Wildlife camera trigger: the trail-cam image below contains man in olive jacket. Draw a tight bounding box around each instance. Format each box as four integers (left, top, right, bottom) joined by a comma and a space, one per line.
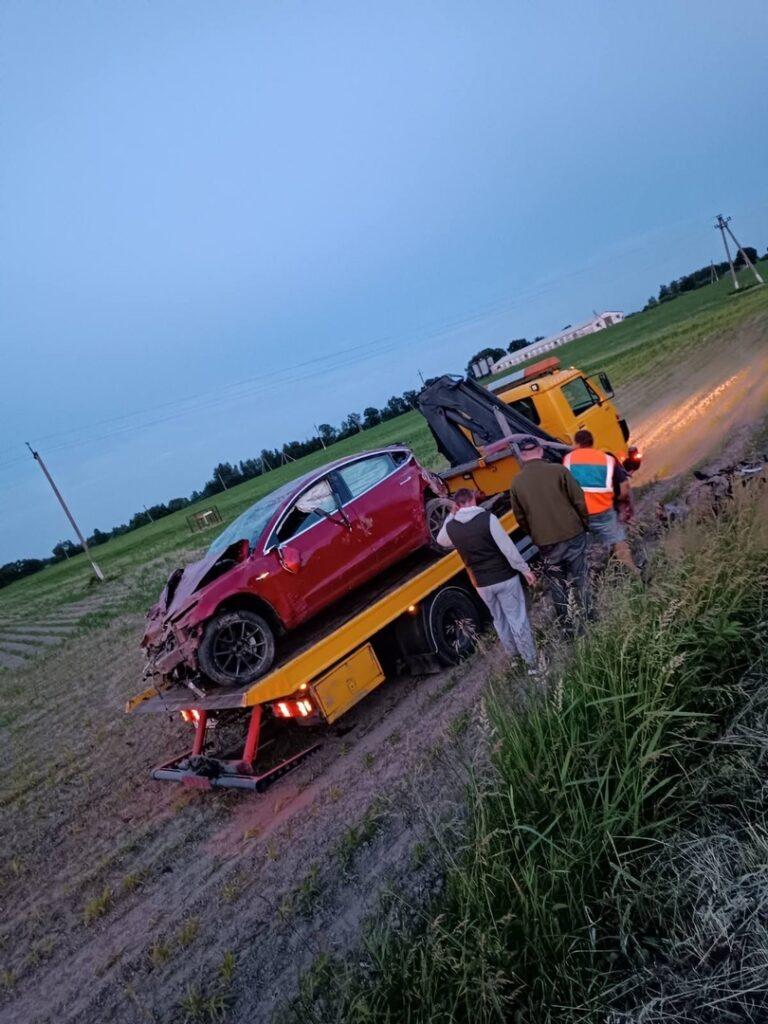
509, 436, 590, 632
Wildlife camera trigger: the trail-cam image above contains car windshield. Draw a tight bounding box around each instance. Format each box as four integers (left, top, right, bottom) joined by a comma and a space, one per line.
207, 476, 312, 555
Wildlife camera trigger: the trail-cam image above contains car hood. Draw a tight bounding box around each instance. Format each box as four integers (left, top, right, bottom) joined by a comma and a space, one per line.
144, 540, 249, 642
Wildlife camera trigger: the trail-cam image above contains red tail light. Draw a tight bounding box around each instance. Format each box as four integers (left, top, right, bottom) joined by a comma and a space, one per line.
272, 697, 314, 719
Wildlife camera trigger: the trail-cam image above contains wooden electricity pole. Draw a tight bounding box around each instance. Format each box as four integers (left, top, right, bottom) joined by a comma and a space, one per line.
26, 443, 105, 582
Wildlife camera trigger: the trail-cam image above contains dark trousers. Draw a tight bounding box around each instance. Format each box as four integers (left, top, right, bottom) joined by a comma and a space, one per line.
539, 531, 588, 632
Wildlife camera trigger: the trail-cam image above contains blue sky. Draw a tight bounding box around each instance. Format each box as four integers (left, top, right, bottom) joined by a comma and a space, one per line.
2, 0, 767, 563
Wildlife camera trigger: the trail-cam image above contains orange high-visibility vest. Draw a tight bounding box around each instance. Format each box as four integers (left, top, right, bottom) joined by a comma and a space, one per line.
563, 447, 615, 515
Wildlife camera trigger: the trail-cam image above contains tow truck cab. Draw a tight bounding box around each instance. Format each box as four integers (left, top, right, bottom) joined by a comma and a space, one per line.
489, 358, 629, 456
417, 358, 633, 499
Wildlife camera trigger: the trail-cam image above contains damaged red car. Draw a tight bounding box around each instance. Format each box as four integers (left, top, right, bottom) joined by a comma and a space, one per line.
141, 446, 450, 687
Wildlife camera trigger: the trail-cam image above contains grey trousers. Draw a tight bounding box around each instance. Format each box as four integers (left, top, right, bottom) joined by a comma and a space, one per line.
475, 576, 537, 666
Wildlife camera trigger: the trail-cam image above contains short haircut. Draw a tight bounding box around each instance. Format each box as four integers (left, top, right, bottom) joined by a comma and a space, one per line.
453, 488, 476, 506
574, 429, 594, 447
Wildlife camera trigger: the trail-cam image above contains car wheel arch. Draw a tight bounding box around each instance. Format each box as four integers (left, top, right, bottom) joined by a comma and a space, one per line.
212, 593, 285, 636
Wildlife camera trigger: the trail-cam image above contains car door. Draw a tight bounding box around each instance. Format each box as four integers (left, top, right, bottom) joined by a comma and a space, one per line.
264, 475, 363, 623
335, 452, 424, 575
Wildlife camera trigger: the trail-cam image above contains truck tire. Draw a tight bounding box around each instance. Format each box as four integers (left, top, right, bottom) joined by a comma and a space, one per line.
425, 586, 482, 666
425, 496, 454, 552
197, 610, 276, 687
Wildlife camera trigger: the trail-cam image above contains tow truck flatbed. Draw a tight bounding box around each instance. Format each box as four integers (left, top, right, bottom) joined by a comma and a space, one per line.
129, 507, 528, 716
126, 509, 532, 792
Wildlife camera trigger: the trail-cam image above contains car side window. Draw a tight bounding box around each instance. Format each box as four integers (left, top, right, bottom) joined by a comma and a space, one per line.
561, 377, 596, 416
275, 478, 337, 543
337, 455, 393, 499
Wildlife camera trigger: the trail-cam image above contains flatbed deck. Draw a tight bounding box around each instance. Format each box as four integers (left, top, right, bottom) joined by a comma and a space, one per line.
127, 509, 524, 716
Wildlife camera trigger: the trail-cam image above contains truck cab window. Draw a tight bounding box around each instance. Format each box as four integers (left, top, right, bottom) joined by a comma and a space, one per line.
561, 377, 597, 416
509, 397, 541, 425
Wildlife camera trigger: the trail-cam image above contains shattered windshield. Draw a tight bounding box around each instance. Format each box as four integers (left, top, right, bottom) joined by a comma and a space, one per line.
207, 477, 311, 555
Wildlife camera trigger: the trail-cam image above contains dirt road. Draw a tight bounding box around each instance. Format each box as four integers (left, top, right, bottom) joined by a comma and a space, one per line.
1, 316, 767, 1024
617, 320, 768, 481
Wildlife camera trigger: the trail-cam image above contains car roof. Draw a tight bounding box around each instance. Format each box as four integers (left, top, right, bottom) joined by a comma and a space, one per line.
281, 444, 411, 498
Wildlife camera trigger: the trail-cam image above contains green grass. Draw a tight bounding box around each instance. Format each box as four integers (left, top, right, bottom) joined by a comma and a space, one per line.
2, 260, 766, 619
283, 484, 768, 1023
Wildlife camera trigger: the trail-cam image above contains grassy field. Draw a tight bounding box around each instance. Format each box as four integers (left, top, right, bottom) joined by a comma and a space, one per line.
2, 259, 767, 619
286, 479, 768, 1023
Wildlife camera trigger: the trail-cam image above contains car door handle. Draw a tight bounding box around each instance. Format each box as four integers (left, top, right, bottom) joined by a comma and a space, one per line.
399, 475, 414, 485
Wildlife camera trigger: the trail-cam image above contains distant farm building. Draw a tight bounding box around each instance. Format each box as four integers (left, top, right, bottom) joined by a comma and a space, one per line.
491, 311, 624, 373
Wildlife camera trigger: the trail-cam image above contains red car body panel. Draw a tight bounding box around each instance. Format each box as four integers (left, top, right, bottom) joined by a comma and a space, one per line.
141, 447, 446, 682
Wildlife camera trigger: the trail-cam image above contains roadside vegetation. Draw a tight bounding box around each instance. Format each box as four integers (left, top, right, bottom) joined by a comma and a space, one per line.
1, 258, 766, 624
286, 483, 768, 1022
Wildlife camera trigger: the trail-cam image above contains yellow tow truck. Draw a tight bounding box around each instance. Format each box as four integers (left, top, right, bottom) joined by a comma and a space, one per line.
127, 357, 632, 792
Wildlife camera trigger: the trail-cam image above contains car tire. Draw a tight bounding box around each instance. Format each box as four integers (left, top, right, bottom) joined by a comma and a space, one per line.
197, 609, 276, 687
425, 496, 454, 552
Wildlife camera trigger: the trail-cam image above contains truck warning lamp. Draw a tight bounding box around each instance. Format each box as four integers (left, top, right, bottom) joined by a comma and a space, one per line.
180, 709, 201, 725
530, 383, 540, 391
407, 603, 419, 616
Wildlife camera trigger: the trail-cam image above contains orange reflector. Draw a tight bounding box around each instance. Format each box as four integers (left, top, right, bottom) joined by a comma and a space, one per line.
407, 603, 419, 615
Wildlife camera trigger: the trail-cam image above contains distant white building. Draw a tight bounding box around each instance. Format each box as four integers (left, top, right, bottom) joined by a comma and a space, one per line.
491, 311, 624, 373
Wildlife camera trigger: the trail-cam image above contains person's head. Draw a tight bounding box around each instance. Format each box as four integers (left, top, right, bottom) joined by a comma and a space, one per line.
574, 429, 594, 448
452, 487, 477, 508
518, 436, 544, 462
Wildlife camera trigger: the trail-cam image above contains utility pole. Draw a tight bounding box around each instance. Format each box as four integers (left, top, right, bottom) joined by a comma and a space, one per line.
722, 215, 764, 286
709, 261, 719, 285
715, 215, 740, 290
216, 471, 228, 492
417, 369, 425, 385
143, 504, 154, 524
26, 442, 105, 582
314, 425, 326, 450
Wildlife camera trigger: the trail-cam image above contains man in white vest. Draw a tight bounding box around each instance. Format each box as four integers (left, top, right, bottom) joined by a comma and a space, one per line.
437, 488, 540, 674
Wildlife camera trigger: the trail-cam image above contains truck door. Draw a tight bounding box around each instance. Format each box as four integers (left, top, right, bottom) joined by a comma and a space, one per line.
559, 375, 626, 453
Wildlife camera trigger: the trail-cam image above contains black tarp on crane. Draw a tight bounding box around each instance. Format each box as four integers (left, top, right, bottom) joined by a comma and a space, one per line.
416, 375, 560, 467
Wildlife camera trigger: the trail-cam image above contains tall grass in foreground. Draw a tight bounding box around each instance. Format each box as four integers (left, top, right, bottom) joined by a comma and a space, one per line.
287, 486, 768, 1023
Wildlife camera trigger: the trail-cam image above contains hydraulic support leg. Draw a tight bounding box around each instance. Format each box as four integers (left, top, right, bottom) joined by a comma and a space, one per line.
191, 710, 209, 755
240, 705, 262, 769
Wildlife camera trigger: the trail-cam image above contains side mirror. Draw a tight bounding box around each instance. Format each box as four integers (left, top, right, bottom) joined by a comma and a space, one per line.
599, 371, 614, 398
278, 545, 301, 573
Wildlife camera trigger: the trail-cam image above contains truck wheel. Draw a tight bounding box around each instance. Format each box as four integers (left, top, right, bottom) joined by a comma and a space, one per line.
198, 610, 276, 687
425, 497, 454, 552
426, 587, 482, 666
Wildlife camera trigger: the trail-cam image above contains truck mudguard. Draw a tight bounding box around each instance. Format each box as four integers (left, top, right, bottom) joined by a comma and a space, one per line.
417, 375, 558, 467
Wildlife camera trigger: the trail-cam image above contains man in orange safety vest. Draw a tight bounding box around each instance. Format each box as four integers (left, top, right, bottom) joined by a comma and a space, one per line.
563, 430, 640, 575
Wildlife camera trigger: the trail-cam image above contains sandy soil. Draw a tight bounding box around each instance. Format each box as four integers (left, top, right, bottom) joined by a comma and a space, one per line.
1, 316, 767, 1024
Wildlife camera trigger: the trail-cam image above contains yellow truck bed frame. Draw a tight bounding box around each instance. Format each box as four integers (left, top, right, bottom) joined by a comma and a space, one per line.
128, 509, 527, 791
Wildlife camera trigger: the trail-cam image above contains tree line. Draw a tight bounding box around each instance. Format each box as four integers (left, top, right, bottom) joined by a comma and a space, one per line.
0, 387, 425, 589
